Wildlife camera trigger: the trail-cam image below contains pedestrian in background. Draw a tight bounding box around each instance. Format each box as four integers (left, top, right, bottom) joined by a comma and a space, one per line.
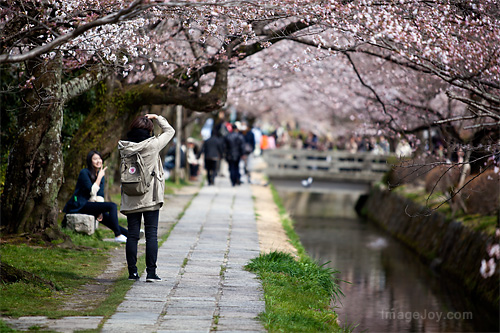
198, 130, 225, 185
240, 122, 255, 184
186, 137, 200, 181
224, 123, 245, 186
163, 139, 186, 178
118, 114, 175, 282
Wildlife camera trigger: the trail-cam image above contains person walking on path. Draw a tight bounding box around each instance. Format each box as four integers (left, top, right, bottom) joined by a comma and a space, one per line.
224, 123, 245, 186
241, 122, 255, 184
118, 114, 175, 282
63, 150, 128, 243
198, 130, 225, 185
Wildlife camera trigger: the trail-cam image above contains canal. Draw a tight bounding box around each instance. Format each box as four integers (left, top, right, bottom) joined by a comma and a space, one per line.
273, 180, 499, 333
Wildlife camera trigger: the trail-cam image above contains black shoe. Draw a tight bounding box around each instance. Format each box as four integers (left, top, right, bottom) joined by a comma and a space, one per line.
146, 274, 162, 282
128, 273, 140, 281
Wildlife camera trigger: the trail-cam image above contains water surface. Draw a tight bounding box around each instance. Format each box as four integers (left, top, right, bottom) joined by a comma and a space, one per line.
294, 215, 499, 332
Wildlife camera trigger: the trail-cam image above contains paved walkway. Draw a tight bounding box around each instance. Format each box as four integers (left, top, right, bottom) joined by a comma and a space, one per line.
102, 177, 265, 332
3, 177, 265, 332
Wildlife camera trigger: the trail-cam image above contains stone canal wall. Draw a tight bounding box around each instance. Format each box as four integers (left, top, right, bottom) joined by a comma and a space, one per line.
357, 187, 499, 308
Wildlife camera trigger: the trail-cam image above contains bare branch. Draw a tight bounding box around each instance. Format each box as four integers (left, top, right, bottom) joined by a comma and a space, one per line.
343, 52, 403, 132
434, 115, 486, 124
463, 122, 500, 130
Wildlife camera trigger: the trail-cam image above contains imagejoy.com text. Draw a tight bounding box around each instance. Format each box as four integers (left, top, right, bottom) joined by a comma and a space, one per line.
380, 309, 473, 323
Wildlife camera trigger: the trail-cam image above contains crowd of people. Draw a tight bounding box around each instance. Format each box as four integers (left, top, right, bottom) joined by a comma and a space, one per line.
244, 127, 412, 158
163, 111, 259, 187
285, 131, 411, 157
173, 121, 256, 187
170, 114, 418, 188
61, 112, 419, 284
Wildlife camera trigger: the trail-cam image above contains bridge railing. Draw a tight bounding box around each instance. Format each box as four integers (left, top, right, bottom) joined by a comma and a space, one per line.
262, 148, 394, 182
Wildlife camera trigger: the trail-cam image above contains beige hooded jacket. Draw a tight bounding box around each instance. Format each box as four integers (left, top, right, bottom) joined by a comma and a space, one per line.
117, 115, 175, 214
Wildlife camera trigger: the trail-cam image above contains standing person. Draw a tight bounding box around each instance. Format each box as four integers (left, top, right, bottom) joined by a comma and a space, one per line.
198, 130, 225, 185
251, 126, 262, 156
224, 123, 245, 186
395, 139, 412, 158
214, 110, 231, 138
346, 136, 358, 153
163, 140, 186, 179
214, 111, 231, 177
241, 122, 255, 184
118, 114, 175, 282
63, 150, 128, 243
304, 131, 318, 150
186, 137, 200, 181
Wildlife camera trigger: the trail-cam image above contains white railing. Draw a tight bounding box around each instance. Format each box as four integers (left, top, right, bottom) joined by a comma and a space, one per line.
262, 149, 394, 182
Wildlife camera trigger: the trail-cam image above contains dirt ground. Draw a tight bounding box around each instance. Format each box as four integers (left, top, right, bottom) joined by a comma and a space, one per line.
251, 171, 298, 256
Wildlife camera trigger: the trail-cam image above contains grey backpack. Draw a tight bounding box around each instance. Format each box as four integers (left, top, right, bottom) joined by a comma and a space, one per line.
120, 152, 154, 196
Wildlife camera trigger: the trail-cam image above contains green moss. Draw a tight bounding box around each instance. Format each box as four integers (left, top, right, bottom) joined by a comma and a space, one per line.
112, 89, 140, 117
390, 185, 497, 236
92, 82, 140, 118
456, 214, 497, 235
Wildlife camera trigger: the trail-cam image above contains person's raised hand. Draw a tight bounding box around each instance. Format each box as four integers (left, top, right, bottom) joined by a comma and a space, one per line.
98, 166, 107, 179
145, 114, 158, 120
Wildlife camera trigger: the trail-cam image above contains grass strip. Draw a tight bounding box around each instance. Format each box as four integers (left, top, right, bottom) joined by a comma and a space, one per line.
0, 233, 116, 318
244, 182, 355, 332
246, 251, 348, 332
0, 179, 198, 327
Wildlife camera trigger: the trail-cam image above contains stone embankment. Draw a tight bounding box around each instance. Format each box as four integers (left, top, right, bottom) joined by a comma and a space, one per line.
357, 186, 499, 308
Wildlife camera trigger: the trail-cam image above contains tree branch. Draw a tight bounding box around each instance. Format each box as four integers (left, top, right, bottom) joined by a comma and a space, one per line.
60, 65, 113, 104
125, 62, 228, 112
0, 0, 146, 64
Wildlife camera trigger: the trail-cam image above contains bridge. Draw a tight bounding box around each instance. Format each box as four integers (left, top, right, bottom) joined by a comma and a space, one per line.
262, 148, 394, 184
261, 148, 395, 218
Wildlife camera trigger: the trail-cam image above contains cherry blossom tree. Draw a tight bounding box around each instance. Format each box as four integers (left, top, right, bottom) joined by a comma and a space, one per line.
1, 0, 499, 240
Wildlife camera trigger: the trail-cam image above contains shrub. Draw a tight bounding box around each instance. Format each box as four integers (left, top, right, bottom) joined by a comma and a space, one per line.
462, 169, 500, 216
424, 164, 462, 194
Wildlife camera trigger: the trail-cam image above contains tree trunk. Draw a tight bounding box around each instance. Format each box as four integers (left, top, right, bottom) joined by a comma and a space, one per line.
175, 105, 183, 185
1, 56, 68, 241
57, 79, 143, 206
0, 262, 56, 290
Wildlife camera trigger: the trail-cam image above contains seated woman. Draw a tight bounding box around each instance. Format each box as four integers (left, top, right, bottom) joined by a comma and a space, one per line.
63, 150, 128, 242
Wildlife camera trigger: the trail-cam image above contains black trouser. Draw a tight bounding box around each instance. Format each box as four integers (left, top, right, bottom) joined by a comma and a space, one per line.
125, 210, 159, 276
204, 158, 218, 185
227, 159, 240, 186
189, 164, 199, 177
79, 202, 128, 237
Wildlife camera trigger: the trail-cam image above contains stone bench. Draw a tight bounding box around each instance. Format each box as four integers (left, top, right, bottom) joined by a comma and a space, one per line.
66, 214, 99, 235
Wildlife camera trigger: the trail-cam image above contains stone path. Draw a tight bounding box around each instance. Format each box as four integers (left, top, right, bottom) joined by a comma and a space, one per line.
3, 177, 265, 332
102, 178, 264, 332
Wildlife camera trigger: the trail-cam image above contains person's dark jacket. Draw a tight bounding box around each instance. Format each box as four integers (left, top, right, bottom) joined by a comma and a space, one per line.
199, 136, 224, 161
243, 130, 256, 154
63, 168, 104, 213
224, 131, 245, 161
